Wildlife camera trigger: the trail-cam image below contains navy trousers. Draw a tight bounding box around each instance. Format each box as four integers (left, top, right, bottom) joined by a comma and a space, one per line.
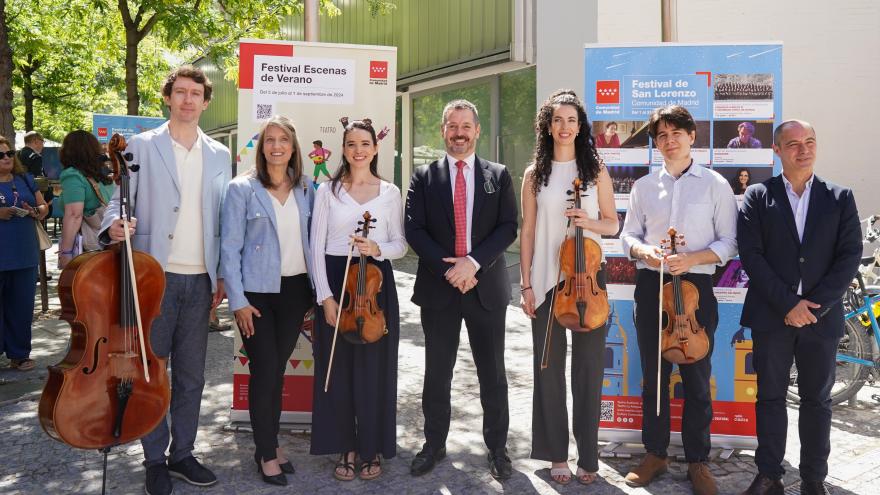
141, 273, 213, 467
752, 324, 838, 482
0, 266, 38, 360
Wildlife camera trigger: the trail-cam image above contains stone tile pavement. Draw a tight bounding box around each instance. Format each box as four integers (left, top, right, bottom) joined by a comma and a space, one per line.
1, 249, 879, 494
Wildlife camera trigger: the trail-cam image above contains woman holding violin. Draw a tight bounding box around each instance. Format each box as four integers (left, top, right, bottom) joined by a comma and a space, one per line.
309, 120, 406, 481
221, 116, 314, 486
620, 105, 737, 495
519, 90, 618, 485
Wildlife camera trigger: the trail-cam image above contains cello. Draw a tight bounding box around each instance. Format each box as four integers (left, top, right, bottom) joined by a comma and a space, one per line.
323, 211, 387, 391
541, 178, 609, 368
39, 134, 170, 469
659, 227, 710, 364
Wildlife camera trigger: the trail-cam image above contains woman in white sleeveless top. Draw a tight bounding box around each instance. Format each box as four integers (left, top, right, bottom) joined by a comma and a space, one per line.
519, 90, 619, 485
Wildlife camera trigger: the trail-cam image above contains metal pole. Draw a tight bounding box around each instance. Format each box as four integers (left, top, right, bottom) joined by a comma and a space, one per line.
304, 0, 319, 42
661, 0, 678, 42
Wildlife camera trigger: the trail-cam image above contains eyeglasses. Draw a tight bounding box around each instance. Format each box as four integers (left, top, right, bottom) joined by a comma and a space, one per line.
1, 150, 15, 158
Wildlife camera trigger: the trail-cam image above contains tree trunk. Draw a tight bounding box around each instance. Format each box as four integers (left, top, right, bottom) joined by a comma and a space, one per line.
125, 28, 139, 115
0, 0, 15, 143
22, 62, 34, 131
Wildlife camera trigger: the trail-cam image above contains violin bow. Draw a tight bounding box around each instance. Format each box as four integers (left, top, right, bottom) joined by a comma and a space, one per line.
656, 256, 664, 417
122, 210, 151, 383
323, 238, 357, 392
540, 212, 573, 370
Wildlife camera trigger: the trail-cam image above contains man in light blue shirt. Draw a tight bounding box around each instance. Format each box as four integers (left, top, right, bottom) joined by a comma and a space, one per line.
620, 105, 737, 495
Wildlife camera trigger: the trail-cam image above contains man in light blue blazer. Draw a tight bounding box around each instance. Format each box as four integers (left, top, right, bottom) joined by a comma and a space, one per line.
100, 65, 231, 495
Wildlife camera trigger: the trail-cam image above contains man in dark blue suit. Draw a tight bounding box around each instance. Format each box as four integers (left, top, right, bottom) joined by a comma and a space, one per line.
737, 120, 862, 495
405, 100, 518, 480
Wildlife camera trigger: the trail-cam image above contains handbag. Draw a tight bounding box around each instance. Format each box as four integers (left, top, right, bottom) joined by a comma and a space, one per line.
78, 178, 108, 253
35, 220, 51, 250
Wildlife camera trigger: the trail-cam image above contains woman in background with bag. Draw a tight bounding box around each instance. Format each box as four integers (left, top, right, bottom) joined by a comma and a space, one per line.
0, 135, 48, 371
57, 130, 115, 269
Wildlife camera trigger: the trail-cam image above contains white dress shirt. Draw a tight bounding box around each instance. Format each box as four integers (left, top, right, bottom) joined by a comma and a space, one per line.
782, 173, 814, 294
620, 163, 738, 274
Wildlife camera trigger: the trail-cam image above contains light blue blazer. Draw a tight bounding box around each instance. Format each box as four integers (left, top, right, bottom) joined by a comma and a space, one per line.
100, 122, 232, 291
221, 174, 315, 312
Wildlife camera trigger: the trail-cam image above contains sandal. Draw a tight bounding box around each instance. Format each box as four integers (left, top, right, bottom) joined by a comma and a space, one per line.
576, 466, 598, 485
359, 457, 382, 480
333, 452, 356, 481
10, 358, 35, 371
549, 466, 573, 485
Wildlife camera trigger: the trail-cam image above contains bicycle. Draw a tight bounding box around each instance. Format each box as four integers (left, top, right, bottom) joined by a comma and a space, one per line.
787, 214, 880, 406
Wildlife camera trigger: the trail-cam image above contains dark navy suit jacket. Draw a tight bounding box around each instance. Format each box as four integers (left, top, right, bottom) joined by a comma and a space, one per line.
737, 174, 861, 337
405, 156, 517, 311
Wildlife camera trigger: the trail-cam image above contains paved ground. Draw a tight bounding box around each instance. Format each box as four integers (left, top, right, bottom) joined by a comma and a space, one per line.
1, 247, 879, 494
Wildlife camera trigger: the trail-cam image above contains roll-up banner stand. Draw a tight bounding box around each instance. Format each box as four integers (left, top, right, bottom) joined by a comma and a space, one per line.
586, 42, 782, 453
232, 40, 397, 424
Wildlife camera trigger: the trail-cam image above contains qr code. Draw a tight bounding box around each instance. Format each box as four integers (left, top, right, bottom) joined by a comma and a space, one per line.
600, 400, 614, 422
256, 104, 273, 120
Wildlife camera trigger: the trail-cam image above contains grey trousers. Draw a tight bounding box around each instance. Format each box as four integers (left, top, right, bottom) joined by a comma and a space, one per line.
141, 273, 212, 467
530, 289, 607, 472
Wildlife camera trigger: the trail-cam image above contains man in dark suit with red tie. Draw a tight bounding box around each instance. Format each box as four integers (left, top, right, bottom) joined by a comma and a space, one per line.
737, 120, 862, 495
405, 99, 518, 480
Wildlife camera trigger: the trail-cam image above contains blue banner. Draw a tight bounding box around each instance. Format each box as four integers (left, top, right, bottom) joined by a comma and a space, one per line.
586, 42, 783, 450
92, 114, 166, 144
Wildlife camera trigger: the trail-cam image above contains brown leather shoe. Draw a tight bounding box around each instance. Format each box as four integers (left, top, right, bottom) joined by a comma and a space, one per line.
688, 462, 718, 495
624, 453, 669, 487
740, 473, 784, 495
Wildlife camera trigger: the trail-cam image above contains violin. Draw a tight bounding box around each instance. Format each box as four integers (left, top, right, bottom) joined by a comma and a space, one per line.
541, 178, 609, 369
39, 134, 170, 451
659, 227, 710, 364
338, 211, 387, 345
553, 178, 609, 331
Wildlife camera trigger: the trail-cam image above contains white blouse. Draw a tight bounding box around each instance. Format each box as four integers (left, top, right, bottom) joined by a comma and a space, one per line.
531, 160, 603, 309
270, 189, 307, 277
310, 180, 407, 304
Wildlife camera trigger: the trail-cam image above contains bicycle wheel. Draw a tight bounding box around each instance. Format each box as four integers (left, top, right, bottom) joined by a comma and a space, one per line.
787, 319, 871, 405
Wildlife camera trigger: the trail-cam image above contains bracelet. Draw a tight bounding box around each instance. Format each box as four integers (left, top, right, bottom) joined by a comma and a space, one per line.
59, 250, 74, 255
520, 286, 532, 292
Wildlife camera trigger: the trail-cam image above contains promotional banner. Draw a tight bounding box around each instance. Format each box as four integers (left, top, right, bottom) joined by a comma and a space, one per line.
586, 42, 783, 450
233, 40, 397, 423
92, 114, 166, 144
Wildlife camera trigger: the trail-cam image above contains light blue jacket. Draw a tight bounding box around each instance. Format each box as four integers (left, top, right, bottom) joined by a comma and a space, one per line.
221, 174, 315, 312
100, 122, 232, 291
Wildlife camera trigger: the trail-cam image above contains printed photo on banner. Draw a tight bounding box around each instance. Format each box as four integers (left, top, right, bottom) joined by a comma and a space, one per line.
712, 166, 773, 197
712, 119, 774, 165
593, 120, 650, 165
605, 256, 637, 286
713, 73, 774, 119
601, 211, 626, 255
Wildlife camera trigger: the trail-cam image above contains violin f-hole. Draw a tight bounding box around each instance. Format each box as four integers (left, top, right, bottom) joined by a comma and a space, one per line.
82, 337, 108, 374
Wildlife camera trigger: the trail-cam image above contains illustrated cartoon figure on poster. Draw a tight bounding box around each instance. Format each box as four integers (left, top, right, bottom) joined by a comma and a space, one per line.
730, 327, 756, 403
603, 303, 630, 396
309, 140, 333, 188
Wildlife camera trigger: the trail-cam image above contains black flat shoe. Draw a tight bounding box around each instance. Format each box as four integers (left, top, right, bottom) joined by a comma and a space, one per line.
410, 444, 446, 476
488, 448, 513, 480
257, 462, 287, 486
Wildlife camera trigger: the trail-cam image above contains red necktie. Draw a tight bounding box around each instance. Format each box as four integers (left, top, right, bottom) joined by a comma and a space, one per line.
453, 160, 468, 257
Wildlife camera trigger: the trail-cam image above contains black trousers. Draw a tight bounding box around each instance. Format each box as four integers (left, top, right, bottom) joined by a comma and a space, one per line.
242, 274, 312, 461
633, 269, 717, 462
752, 324, 838, 482
530, 288, 607, 471
421, 289, 509, 452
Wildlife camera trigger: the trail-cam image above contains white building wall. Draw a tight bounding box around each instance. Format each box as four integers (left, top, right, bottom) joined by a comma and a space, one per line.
598, 0, 880, 223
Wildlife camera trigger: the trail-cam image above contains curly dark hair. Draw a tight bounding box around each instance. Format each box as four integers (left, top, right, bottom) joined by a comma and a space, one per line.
529, 89, 602, 195
329, 120, 382, 197
59, 130, 113, 184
